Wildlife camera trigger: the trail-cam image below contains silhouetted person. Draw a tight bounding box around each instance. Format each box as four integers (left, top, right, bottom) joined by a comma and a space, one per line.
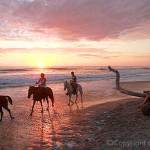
108, 66, 120, 89
70, 72, 77, 94
35, 73, 48, 102
36, 73, 46, 87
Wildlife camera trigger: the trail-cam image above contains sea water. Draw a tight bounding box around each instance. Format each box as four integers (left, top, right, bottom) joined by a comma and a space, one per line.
0, 66, 150, 89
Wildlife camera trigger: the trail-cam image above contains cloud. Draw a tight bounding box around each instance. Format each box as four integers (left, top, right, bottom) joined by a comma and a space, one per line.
78, 53, 119, 59
0, 47, 106, 54
0, 0, 150, 40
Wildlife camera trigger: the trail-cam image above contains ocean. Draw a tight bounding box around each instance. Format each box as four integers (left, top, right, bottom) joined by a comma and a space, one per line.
0, 66, 150, 89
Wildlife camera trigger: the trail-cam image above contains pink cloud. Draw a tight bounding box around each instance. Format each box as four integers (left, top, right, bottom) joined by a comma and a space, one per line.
0, 0, 150, 40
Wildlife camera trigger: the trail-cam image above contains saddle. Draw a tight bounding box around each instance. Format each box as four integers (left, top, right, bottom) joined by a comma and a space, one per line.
36, 87, 48, 100
71, 84, 77, 95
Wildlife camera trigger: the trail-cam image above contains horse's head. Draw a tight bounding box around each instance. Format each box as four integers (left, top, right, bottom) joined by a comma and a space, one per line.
64, 80, 68, 91
28, 86, 35, 98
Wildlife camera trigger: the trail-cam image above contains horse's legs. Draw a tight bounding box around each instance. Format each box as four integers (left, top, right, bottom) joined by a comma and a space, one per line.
51, 98, 54, 107
81, 94, 83, 103
45, 96, 50, 110
49, 94, 54, 107
75, 93, 78, 103
4, 106, 14, 120
30, 100, 36, 116
80, 93, 83, 106
0, 107, 3, 121
68, 95, 71, 106
40, 100, 43, 113
68, 95, 74, 106
46, 99, 49, 111
79, 90, 83, 108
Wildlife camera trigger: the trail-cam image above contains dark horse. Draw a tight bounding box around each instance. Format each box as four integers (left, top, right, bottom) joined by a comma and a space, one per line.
28, 86, 54, 116
0, 96, 14, 121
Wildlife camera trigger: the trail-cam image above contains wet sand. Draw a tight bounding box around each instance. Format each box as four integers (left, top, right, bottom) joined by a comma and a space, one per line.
0, 80, 150, 149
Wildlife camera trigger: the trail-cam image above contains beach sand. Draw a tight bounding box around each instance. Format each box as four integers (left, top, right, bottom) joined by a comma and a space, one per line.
0, 80, 150, 150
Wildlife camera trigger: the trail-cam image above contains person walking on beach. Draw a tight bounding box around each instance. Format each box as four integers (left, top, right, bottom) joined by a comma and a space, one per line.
36, 73, 46, 87
70, 72, 77, 94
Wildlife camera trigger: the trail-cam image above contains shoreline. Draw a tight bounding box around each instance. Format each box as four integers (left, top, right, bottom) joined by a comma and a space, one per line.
65, 97, 146, 149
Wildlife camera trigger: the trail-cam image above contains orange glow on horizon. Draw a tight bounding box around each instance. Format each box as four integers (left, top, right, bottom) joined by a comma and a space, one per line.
0, 38, 150, 67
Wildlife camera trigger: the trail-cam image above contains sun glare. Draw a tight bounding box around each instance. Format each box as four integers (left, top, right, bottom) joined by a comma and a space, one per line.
38, 62, 46, 69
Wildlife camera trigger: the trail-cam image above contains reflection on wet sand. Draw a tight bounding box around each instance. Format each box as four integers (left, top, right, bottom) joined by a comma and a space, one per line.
24, 98, 84, 150
1, 85, 116, 150
69, 101, 83, 114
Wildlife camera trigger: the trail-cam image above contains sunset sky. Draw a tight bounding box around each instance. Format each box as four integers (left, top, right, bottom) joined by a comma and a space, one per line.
0, 0, 150, 67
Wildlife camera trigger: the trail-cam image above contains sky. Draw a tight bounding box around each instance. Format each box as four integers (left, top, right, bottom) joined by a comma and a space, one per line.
0, 0, 150, 67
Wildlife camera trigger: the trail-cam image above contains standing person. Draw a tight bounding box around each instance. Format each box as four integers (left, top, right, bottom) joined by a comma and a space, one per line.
108, 66, 120, 89
36, 73, 46, 87
70, 72, 77, 94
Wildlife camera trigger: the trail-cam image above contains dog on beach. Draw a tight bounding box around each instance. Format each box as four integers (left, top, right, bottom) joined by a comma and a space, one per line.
0, 96, 14, 121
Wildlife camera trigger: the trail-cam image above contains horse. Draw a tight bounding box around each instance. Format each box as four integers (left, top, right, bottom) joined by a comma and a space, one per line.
64, 80, 83, 105
0, 96, 14, 121
28, 86, 54, 116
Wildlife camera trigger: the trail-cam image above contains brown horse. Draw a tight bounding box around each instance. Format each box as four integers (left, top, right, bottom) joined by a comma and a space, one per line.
28, 86, 54, 116
0, 96, 14, 121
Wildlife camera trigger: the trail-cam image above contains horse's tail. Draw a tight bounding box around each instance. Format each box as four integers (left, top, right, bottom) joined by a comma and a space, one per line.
6, 96, 13, 105
48, 88, 54, 103
50, 92, 54, 101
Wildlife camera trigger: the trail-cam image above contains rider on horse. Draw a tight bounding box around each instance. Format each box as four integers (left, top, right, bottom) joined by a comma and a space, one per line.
70, 72, 77, 94
36, 73, 46, 87
66, 72, 77, 95
36, 73, 47, 100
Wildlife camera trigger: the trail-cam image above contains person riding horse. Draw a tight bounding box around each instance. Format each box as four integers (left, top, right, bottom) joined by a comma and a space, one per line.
66, 72, 77, 95
36, 73, 46, 87
36, 73, 47, 101
70, 72, 77, 94
28, 73, 54, 115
